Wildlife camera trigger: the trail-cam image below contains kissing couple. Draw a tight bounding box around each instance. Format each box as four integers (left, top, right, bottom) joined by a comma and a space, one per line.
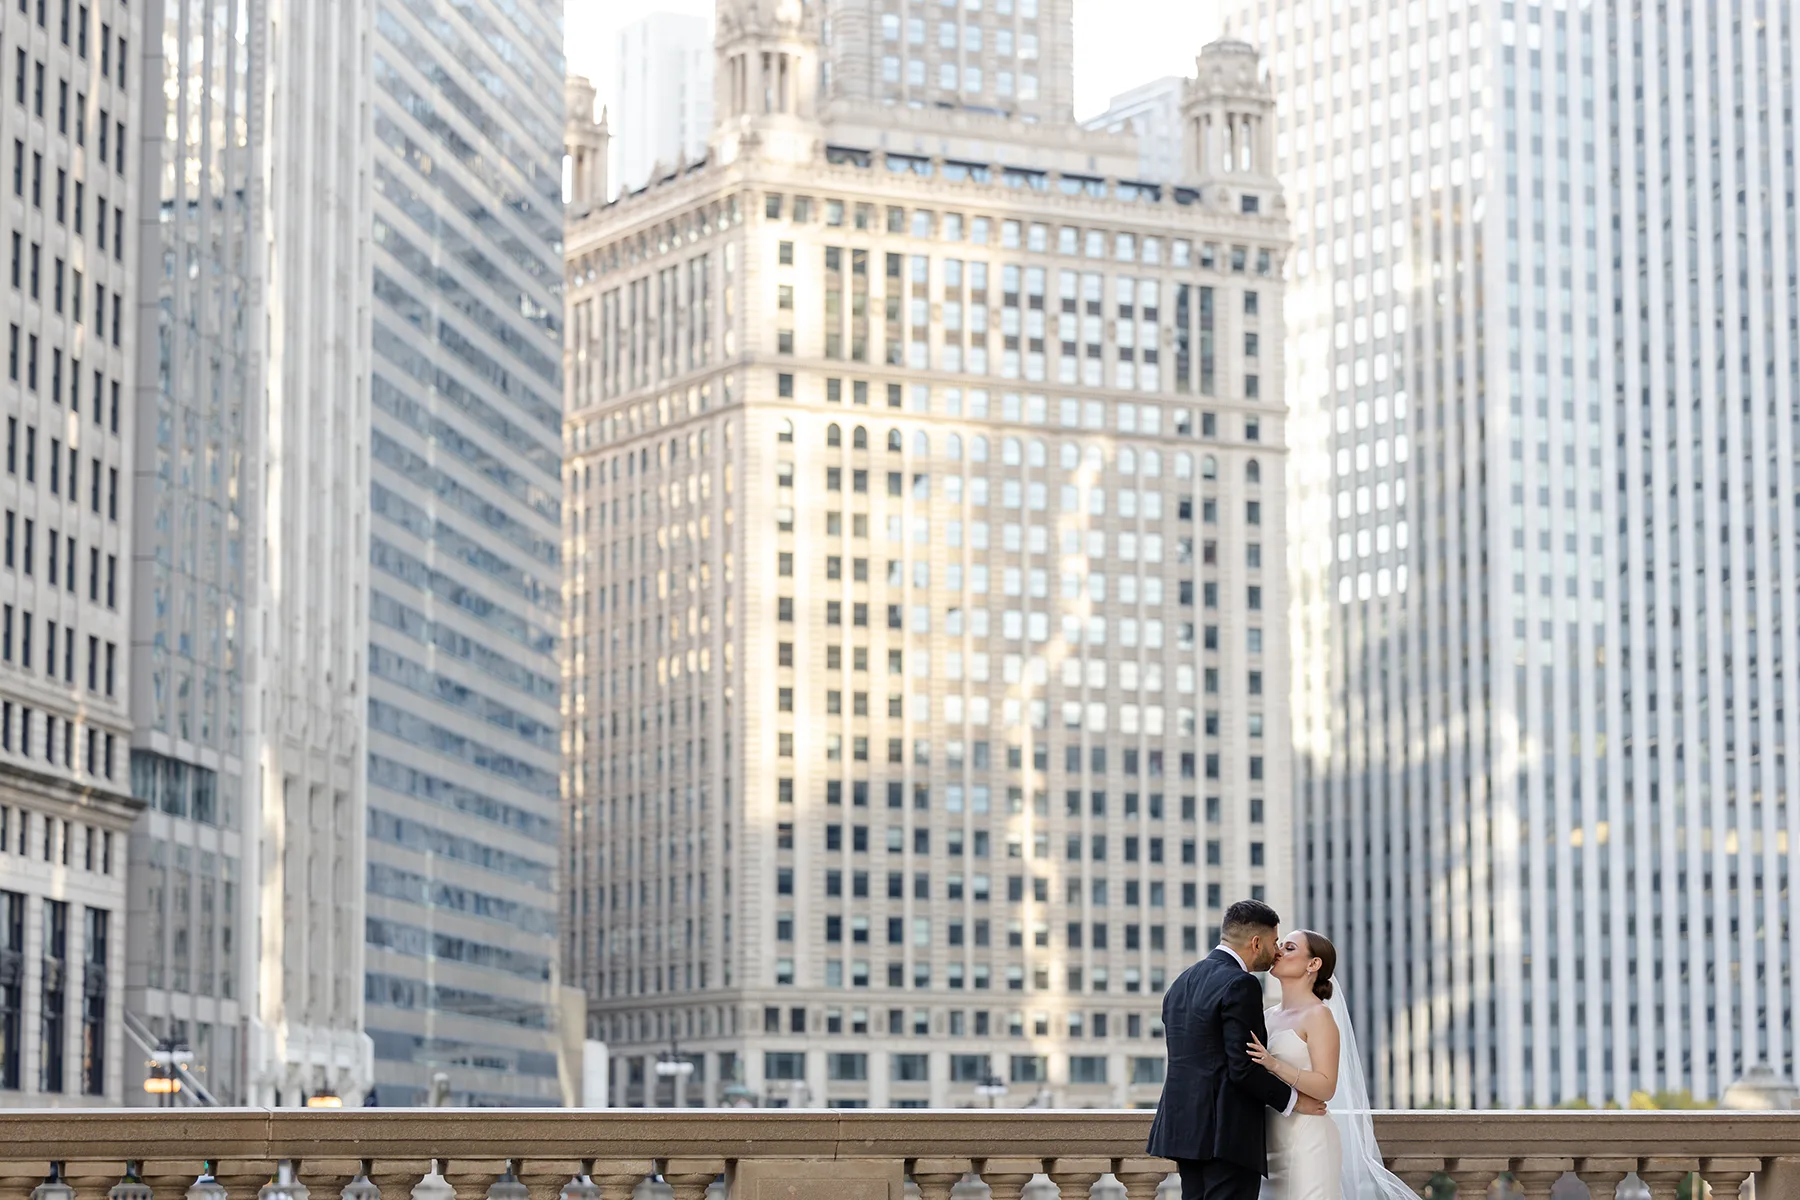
1147, 899, 1418, 1200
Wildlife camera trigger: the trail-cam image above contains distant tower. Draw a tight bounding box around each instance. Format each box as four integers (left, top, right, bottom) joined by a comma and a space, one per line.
566, 75, 610, 208
711, 0, 822, 166
1182, 36, 1279, 199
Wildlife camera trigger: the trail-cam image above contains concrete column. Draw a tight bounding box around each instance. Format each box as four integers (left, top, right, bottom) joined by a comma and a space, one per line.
869, 1049, 890, 1109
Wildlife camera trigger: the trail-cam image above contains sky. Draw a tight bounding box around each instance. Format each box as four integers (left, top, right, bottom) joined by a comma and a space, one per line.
564, 0, 1223, 123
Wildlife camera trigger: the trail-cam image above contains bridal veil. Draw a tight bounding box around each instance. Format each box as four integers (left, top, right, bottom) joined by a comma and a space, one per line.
1327, 987, 1428, 1200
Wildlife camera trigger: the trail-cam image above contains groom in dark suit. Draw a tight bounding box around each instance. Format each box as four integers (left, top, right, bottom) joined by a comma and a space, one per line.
1147, 899, 1328, 1200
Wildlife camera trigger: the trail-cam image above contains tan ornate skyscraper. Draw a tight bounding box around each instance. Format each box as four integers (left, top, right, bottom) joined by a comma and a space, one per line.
561, 12, 1290, 1106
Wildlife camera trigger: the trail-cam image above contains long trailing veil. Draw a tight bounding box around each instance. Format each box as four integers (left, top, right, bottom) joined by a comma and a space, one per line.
1326, 986, 1422, 1200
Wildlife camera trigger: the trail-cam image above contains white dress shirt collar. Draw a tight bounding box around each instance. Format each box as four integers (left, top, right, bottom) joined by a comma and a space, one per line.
1215, 942, 1251, 972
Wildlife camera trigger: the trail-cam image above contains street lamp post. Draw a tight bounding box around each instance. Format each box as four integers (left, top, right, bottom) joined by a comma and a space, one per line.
653, 1035, 695, 1107
976, 1074, 1009, 1109
144, 1039, 191, 1107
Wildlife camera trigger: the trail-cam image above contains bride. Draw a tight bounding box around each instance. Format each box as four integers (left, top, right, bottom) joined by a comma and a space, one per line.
1244, 930, 1419, 1200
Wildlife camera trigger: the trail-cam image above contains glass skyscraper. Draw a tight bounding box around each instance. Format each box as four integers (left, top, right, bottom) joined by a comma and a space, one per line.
131, 0, 370, 1105
362, 0, 571, 1106
1233, 0, 1798, 1106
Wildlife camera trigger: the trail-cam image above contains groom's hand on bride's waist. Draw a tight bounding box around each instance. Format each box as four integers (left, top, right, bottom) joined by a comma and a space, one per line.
1293, 1094, 1329, 1116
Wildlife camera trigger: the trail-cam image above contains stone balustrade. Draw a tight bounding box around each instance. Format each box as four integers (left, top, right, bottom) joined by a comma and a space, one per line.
0, 1110, 1796, 1200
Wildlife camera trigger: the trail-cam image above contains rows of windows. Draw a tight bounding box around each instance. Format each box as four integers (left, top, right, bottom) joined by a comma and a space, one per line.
0, 607, 116, 692
3, 510, 117, 597
769, 194, 1273, 268
766, 1048, 1161, 1087
0, 890, 111, 1095
0, 804, 115, 872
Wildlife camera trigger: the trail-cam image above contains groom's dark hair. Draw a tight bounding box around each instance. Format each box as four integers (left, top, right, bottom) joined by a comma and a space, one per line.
1221, 899, 1281, 940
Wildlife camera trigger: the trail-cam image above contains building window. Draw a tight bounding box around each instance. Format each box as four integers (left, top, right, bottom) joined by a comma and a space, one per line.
1068, 1055, 1108, 1084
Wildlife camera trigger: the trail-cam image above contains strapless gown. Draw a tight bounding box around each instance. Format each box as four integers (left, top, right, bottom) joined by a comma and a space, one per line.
1265, 1026, 1343, 1200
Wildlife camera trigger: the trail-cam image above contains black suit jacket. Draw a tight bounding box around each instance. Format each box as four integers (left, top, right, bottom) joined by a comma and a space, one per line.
1145, 947, 1295, 1174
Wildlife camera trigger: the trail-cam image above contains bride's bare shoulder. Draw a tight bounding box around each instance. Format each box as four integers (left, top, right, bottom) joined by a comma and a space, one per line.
1302, 1002, 1339, 1033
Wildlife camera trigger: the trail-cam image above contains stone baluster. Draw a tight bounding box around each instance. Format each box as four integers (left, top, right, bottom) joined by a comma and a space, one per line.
659, 1159, 724, 1200
135, 1163, 201, 1200
108, 1166, 157, 1200
1111, 1159, 1173, 1200
1701, 1159, 1763, 1200
1046, 1160, 1108, 1199
1, 1163, 53, 1200
1640, 1160, 1701, 1200
366, 1161, 430, 1200
1512, 1156, 1575, 1200
1388, 1159, 1445, 1200
63, 1163, 128, 1200
440, 1162, 509, 1200
909, 1159, 970, 1200
208, 1162, 278, 1200
555, 1169, 597, 1200
512, 1163, 582, 1200
1574, 1157, 1637, 1200
295, 1161, 365, 1200
976, 1159, 1042, 1200
1447, 1158, 1509, 1200
586, 1163, 652, 1200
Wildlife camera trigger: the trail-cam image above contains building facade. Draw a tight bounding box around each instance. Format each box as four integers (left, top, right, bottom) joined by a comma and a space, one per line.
362, 0, 573, 1107
614, 12, 714, 196
1232, 0, 1800, 1106
820, 0, 1076, 124
0, 0, 144, 1107
1081, 78, 1186, 186
126, 0, 371, 1107
562, 6, 1289, 1106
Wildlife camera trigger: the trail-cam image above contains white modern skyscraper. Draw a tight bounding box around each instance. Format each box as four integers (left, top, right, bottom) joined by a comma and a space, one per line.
613, 12, 715, 194
129, 0, 372, 1105
124, 0, 571, 1110
1231, 0, 1798, 1107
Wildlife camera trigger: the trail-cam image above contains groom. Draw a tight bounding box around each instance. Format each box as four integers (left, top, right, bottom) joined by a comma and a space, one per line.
1147, 899, 1328, 1200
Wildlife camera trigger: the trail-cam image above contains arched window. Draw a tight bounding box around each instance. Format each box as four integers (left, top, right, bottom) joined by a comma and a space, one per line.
887, 428, 903, 452
1002, 437, 1022, 465
853, 425, 868, 449
1118, 447, 1137, 475
1060, 442, 1079, 470
914, 431, 930, 458
1027, 439, 1047, 467
947, 433, 964, 460
1142, 449, 1162, 477
777, 417, 794, 443
1174, 452, 1193, 479
1084, 444, 1103, 471
1246, 459, 1261, 484
971, 436, 990, 462
1201, 454, 1218, 480
826, 423, 842, 447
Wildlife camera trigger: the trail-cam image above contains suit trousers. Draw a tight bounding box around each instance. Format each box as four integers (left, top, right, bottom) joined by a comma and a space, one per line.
1176, 1158, 1262, 1200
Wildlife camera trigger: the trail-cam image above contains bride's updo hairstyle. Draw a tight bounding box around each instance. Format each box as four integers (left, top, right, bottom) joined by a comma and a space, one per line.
1298, 930, 1338, 1001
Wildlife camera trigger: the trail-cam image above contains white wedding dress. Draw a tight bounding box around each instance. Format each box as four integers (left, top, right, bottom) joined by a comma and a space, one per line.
1259, 986, 1419, 1200
1266, 1026, 1344, 1200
